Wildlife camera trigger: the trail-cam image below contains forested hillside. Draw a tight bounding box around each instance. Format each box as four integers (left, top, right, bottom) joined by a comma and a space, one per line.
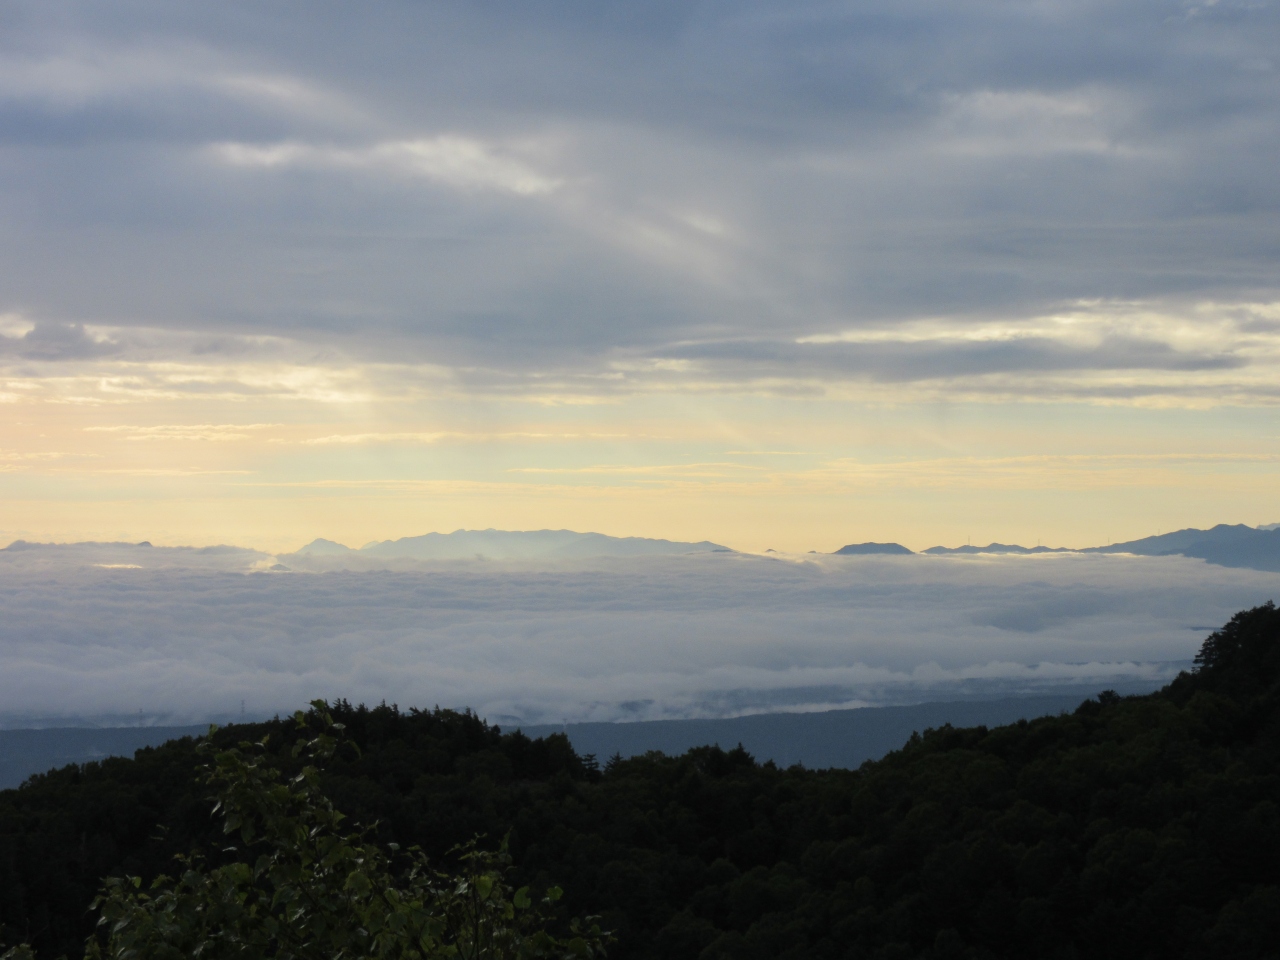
3, 603, 1279, 959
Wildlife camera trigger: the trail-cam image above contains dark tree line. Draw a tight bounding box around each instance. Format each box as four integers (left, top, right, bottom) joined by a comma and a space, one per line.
3, 602, 1279, 959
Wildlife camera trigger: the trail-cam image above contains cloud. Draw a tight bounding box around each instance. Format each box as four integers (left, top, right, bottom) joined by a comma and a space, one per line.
933, 88, 1137, 158
670, 334, 1242, 380
2, 299, 1278, 407
0, 546, 1275, 727
85, 423, 277, 441
0, 321, 120, 361
0, 0, 1273, 404
213, 137, 562, 196
301, 432, 450, 445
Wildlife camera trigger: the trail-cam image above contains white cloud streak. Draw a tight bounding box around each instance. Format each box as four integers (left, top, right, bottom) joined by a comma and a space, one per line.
214, 137, 562, 196
85, 424, 278, 441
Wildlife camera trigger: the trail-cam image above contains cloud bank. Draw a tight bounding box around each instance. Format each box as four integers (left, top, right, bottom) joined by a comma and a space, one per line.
0, 544, 1275, 727
0, 0, 1276, 404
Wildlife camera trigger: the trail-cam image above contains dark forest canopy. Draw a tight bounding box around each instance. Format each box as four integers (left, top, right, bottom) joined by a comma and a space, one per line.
3, 603, 1280, 959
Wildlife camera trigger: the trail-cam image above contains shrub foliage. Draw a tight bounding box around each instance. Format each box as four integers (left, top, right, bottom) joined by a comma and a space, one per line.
4, 703, 607, 960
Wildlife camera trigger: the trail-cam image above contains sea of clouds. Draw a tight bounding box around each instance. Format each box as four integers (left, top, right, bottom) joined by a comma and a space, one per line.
1, 542, 1277, 728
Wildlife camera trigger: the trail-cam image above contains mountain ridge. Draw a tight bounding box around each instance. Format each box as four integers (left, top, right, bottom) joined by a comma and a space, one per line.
291, 528, 732, 561
832, 522, 1280, 572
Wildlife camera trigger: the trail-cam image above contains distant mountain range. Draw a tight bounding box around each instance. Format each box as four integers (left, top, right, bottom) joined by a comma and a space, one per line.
290, 529, 732, 561
834, 523, 1280, 572
6, 524, 1278, 572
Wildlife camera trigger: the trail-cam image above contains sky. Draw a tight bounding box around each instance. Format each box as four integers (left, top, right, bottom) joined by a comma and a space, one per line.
1, 0, 1279, 552
3, 544, 1276, 726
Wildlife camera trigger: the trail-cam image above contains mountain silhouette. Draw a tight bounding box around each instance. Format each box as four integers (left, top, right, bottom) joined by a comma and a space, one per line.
292, 529, 731, 561
832, 542, 914, 555
918, 523, 1280, 572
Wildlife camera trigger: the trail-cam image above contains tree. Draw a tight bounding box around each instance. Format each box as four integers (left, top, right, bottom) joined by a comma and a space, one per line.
3, 702, 609, 960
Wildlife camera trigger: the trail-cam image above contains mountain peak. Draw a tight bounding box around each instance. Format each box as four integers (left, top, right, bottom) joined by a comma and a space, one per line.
833, 542, 914, 555
295, 538, 353, 556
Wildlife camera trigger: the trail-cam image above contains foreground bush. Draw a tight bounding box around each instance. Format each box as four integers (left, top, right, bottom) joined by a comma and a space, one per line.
3, 703, 608, 960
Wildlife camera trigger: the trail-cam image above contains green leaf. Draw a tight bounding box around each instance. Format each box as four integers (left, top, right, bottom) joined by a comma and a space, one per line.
82, 703, 611, 960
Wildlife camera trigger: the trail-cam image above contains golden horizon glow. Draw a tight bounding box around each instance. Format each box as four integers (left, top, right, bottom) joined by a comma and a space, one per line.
3, 299, 1279, 553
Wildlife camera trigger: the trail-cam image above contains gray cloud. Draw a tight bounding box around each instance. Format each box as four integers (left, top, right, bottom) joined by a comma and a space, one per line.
0, 1, 1275, 394
0, 321, 120, 360
666, 335, 1245, 381
0, 544, 1275, 727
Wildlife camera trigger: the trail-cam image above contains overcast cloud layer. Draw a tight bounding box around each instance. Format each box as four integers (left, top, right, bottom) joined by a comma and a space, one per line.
0, 0, 1277, 403
1, 546, 1275, 727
